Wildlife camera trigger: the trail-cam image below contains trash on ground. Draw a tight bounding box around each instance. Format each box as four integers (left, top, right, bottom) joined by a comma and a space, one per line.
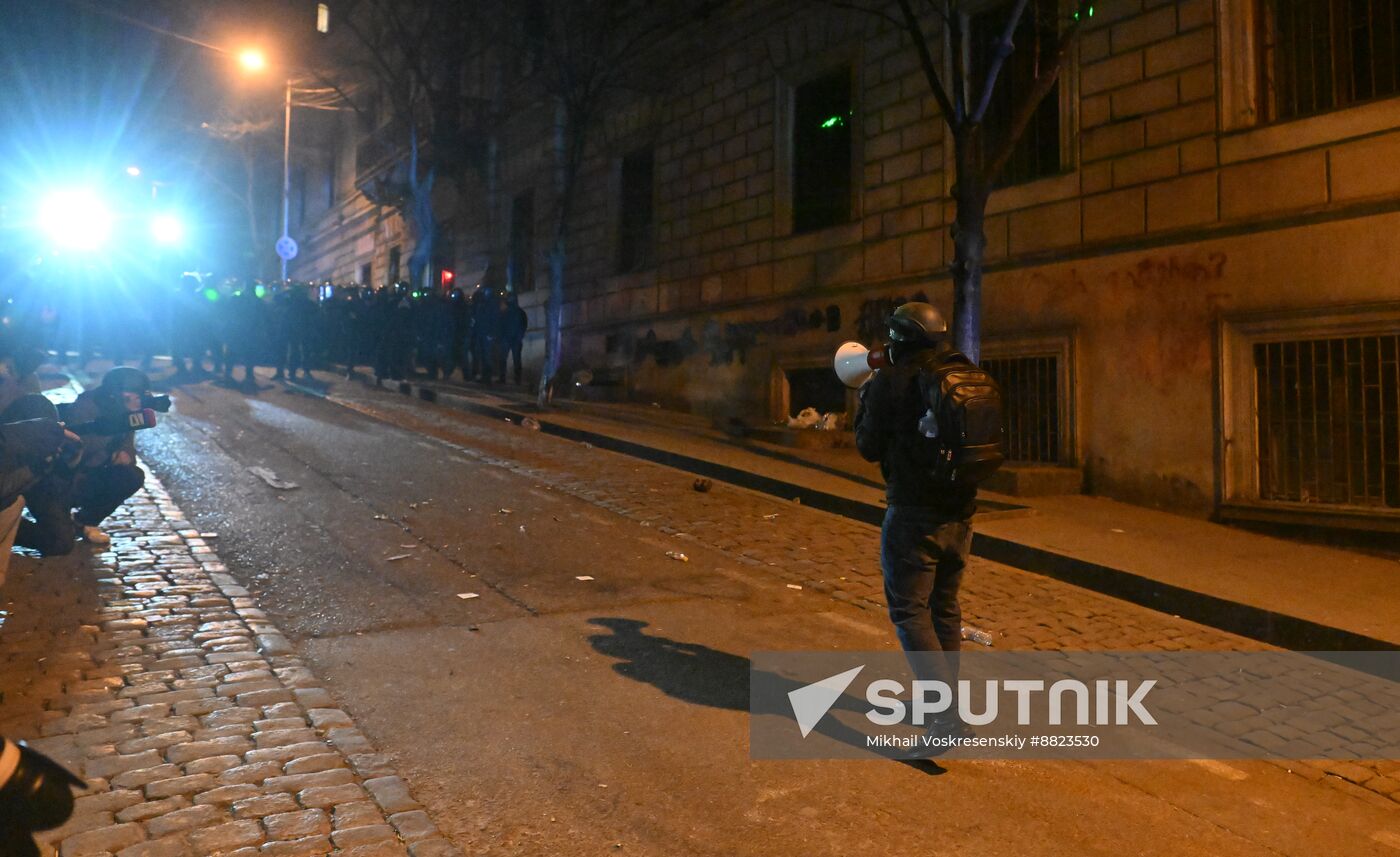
249, 466, 299, 490
786, 407, 821, 429
518, 525, 526, 533
693, 478, 712, 492
521, 416, 541, 431
399, 544, 416, 549
1110, 528, 1126, 533
762, 513, 779, 520
457, 592, 479, 599
372, 514, 387, 520
786, 583, 803, 590
576, 575, 594, 581
665, 551, 689, 562
498, 508, 513, 515
386, 554, 411, 562
961, 625, 994, 646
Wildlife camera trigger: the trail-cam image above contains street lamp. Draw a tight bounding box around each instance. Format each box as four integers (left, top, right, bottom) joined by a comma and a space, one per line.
237, 47, 295, 281
237, 48, 268, 73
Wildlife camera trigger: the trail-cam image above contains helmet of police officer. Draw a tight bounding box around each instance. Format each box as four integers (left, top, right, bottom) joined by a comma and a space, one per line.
99, 367, 151, 396
886, 302, 948, 346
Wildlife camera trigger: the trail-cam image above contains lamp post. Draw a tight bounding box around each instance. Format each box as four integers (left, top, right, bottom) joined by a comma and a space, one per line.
238, 47, 297, 282
280, 76, 292, 282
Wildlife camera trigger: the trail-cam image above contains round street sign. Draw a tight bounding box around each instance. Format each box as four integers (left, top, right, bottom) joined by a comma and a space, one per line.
275, 235, 299, 261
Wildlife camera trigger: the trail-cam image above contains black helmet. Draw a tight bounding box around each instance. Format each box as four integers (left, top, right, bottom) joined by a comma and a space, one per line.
0, 392, 58, 423
886, 302, 948, 345
100, 366, 151, 396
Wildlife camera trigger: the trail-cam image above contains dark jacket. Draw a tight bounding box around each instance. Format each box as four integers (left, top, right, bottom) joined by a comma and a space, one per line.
65, 390, 137, 470
854, 346, 976, 518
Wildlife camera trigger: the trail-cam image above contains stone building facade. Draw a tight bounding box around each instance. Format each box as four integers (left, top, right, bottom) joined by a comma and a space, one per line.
291, 0, 1400, 529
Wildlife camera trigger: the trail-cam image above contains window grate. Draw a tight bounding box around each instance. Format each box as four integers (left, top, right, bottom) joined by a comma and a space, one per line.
982, 355, 1060, 463
1254, 334, 1400, 508
972, 0, 1062, 187
1262, 0, 1400, 121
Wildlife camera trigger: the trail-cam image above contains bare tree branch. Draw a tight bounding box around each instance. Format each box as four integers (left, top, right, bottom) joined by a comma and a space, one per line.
895, 0, 957, 129
970, 0, 1029, 124
981, 3, 1087, 184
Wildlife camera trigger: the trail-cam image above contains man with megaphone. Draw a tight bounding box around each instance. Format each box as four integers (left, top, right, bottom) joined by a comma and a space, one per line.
845, 302, 1004, 753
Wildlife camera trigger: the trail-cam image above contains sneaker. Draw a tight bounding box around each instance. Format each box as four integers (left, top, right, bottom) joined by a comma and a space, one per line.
81, 526, 111, 546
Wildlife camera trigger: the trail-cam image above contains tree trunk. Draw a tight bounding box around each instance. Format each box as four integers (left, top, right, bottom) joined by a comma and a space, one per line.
538, 238, 565, 407
537, 98, 573, 409
949, 128, 988, 362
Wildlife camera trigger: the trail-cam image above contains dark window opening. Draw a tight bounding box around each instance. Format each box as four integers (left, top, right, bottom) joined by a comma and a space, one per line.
359, 262, 372, 285
617, 148, 655, 273
1261, 0, 1400, 122
793, 67, 852, 233
972, 0, 1063, 187
388, 246, 401, 283
509, 190, 534, 292
786, 367, 848, 417
1254, 334, 1400, 508
982, 354, 1061, 463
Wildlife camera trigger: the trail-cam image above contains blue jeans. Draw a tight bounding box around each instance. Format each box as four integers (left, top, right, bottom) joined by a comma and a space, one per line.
880, 506, 971, 685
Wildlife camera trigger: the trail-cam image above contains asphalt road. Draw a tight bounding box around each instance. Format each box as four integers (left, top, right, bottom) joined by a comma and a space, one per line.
136, 374, 1400, 857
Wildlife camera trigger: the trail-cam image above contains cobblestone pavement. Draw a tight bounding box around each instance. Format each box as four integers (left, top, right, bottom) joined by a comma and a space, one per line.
0, 472, 460, 857
320, 378, 1400, 808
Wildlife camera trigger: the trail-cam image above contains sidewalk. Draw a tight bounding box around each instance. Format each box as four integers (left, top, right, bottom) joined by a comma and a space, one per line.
0, 471, 458, 855
359, 372, 1399, 651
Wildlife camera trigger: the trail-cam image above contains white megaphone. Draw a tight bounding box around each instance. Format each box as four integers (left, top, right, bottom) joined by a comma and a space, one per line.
833, 341, 890, 388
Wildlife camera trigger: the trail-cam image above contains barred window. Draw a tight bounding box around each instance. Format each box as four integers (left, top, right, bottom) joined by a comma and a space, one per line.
1255, 334, 1400, 508
792, 67, 853, 233
1260, 0, 1400, 122
971, 0, 1063, 187
616, 148, 654, 273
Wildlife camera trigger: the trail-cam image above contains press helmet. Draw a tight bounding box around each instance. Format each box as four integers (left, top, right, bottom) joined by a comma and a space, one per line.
99, 367, 151, 396
886, 302, 948, 346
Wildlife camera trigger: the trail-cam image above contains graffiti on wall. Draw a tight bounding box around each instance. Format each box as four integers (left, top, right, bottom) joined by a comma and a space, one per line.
1029, 251, 1230, 392
632, 304, 843, 367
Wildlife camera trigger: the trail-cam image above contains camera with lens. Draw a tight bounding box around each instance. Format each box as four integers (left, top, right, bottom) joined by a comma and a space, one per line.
141, 393, 172, 413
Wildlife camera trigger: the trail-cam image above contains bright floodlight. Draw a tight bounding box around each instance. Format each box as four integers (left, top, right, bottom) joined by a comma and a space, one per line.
38, 189, 112, 251
150, 214, 184, 245
238, 48, 267, 72
125, 165, 142, 177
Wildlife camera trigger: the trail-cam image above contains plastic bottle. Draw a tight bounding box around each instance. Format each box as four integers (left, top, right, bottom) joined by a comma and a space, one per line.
961, 625, 994, 646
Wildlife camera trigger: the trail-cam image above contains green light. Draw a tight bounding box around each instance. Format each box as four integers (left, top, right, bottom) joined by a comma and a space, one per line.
820, 115, 844, 129
202, 288, 219, 302
254, 285, 267, 299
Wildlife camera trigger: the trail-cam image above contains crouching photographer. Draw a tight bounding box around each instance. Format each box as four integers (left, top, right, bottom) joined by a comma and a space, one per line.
0, 735, 85, 857
0, 408, 72, 581
16, 367, 155, 555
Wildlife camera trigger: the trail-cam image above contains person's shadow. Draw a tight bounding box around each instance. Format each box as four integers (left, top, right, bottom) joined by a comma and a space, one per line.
586, 617, 944, 775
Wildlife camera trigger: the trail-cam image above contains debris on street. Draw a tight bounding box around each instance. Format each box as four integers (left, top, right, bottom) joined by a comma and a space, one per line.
457, 592, 480, 599
249, 465, 299, 490
576, 575, 594, 581
665, 551, 689, 562
962, 625, 994, 646
693, 478, 712, 492
386, 553, 412, 562
521, 416, 542, 430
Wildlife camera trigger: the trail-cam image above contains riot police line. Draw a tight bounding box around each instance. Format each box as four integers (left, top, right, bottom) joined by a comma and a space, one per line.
2, 273, 530, 389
